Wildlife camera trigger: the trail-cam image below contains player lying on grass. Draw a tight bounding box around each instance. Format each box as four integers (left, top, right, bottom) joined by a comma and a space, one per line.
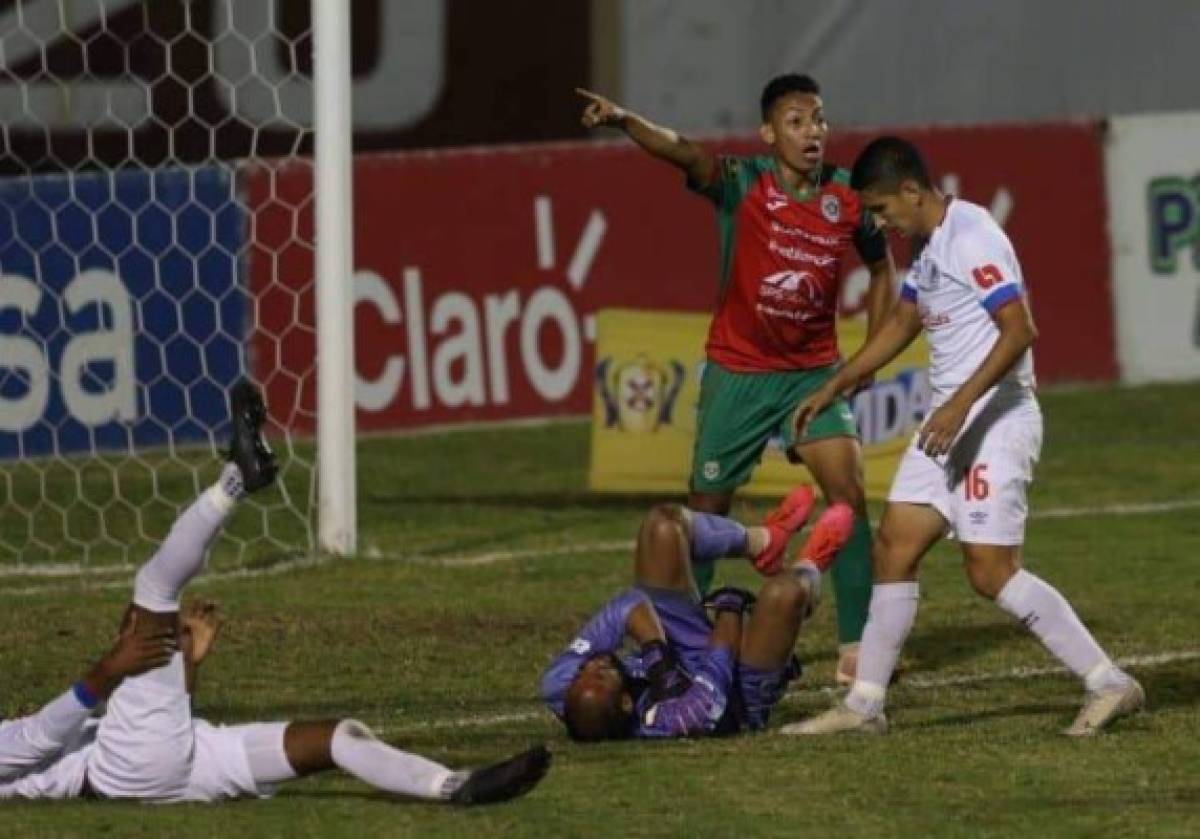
1, 614, 176, 783
541, 488, 854, 739
0, 382, 549, 805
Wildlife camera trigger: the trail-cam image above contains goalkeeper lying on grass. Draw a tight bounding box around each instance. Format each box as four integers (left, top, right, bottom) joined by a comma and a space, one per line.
541, 489, 853, 740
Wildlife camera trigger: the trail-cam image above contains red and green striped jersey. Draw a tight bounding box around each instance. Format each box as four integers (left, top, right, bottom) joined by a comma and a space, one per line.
689, 155, 886, 371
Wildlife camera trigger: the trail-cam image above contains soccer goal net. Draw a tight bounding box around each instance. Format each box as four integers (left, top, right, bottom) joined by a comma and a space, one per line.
0, 0, 354, 579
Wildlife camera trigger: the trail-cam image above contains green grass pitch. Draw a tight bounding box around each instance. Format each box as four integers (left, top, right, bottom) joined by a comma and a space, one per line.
2, 381, 1198, 837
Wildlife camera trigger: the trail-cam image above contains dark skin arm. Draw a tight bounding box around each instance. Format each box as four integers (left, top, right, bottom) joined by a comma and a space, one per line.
794, 298, 925, 436
79, 610, 177, 701
576, 88, 716, 187
846, 252, 899, 392
625, 600, 667, 646
864, 254, 896, 339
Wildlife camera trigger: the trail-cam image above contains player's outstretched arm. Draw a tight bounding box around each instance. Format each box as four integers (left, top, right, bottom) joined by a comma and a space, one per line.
793, 299, 923, 437
576, 88, 715, 185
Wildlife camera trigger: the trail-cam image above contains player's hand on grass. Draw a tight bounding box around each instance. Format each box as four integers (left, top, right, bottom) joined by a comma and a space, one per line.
181, 599, 223, 666
918, 398, 969, 457
93, 611, 177, 690
576, 88, 627, 129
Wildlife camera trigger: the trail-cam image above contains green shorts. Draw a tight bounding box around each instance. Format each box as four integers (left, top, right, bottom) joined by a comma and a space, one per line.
690, 361, 859, 494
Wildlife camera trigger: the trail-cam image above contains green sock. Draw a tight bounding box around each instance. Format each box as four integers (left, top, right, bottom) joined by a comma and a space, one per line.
692, 558, 715, 598
831, 516, 873, 644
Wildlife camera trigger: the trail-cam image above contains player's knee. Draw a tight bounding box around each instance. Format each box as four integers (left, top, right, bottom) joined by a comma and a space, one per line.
824, 479, 865, 513
641, 504, 687, 544
963, 555, 1016, 600
871, 531, 910, 581
757, 574, 807, 618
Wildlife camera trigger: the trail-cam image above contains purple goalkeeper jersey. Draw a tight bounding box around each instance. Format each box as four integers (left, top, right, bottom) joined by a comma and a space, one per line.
540, 587, 735, 738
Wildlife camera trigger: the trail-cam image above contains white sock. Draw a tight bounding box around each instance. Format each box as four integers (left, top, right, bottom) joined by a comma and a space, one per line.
132, 464, 241, 611
996, 570, 1128, 692
330, 719, 464, 800
845, 582, 919, 717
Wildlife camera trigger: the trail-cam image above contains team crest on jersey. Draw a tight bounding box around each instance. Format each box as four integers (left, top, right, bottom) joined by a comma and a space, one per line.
703, 461, 721, 480
820, 193, 840, 223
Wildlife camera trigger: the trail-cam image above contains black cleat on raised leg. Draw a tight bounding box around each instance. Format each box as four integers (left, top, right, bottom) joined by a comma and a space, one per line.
226, 380, 278, 493
449, 745, 551, 806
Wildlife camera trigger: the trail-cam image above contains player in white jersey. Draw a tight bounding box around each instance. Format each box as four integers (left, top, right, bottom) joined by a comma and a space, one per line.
1, 616, 176, 783
780, 137, 1144, 736
0, 382, 549, 805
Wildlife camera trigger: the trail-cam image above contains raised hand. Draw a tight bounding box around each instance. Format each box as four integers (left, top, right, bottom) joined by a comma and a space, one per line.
576, 88, 627, 129
180, 599, 223, 666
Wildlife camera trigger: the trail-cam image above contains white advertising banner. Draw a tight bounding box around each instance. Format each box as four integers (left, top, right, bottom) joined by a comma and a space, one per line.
1106, 112, 1200, 382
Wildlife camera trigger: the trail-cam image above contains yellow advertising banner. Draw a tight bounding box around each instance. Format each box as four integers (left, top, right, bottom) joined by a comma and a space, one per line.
589, 308, 931, 498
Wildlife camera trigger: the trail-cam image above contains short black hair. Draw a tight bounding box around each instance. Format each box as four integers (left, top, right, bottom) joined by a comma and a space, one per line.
850, 136, 933, 193
760, 74, 821, 121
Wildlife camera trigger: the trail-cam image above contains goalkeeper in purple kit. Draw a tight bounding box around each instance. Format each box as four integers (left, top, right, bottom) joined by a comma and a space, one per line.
541, 488, 854, 740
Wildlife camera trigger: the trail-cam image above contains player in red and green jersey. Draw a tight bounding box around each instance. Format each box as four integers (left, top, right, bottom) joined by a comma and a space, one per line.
578, 75, 897, 683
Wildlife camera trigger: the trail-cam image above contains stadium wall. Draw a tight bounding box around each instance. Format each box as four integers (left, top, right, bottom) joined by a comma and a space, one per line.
0, 118, 1121, 449
1105, 112, 1200, 383
242, 119, 1116, 433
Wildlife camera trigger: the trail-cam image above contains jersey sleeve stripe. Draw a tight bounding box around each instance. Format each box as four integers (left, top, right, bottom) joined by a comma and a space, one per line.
981, 283, 1021, 314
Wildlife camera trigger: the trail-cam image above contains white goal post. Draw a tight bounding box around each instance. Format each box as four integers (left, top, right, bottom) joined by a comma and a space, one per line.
0, 0, 357, 572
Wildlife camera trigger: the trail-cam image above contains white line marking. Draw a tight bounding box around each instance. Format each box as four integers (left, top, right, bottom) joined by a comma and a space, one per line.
3, 495, 1197, 594
534, 195, 554, 270
566, 210, 606, 290
380, 648, 1200, 736
1032, 497, 1200, 519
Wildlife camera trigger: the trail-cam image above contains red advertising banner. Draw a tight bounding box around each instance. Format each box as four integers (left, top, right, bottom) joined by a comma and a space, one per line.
243, 120, 1115, 432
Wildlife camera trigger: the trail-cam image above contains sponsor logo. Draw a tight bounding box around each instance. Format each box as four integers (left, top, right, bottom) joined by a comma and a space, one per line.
821, 193, 841, 223
353, 196, 604, 414
1147, 176, 1200, 275
594, 353, 686, 434
918, 305, 952, 330
769, 220, 840, 247
1146, 175, 1200, 347
969, 511, 989, 526
766, 239, 837, 266
765, 186, 790, 212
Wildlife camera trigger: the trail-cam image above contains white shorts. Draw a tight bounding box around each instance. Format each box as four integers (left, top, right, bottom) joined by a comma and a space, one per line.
85, 653, 285, 802
888, 393, 1042, 545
